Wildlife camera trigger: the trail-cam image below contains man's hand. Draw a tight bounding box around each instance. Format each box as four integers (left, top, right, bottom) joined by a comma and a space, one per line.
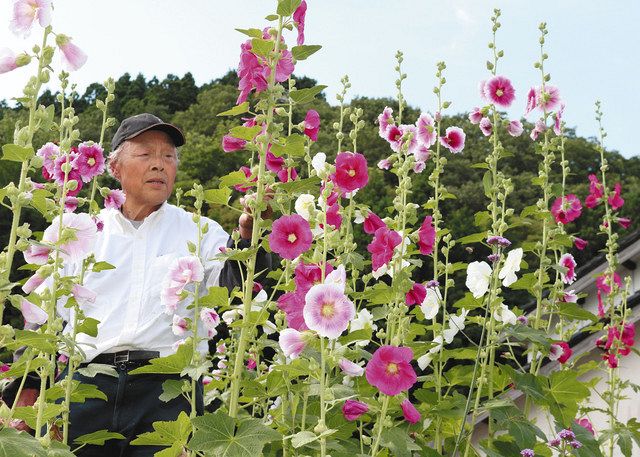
238, 190, 273, 240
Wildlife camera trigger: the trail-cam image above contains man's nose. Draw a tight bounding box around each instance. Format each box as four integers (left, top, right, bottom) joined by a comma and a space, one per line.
150, 154, 165, 170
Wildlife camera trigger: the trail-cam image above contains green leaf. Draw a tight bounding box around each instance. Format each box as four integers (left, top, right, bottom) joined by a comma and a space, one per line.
265, 14, 279, 21
457, 231, 487, 245
1, 144, 35, 162
73, 430, 126, 446
220, 171, 250, 187
76, 317, 99, 337
29, 189, 52, 216
131, 412, 191, 447
356, 282, 396, 304
200, 286, 229, 308
92, 261, 116, 272
339, 328, 372, 345
474, 211, 491, 229
277, 176, 321, 194
452, 292, 484, 310
482, 170, 493, 198
471, 162, 489, 169
291, 45, 322, 60
9, 330, 57, 353
572, 422, 604, 457
545, 370, 590, 427
557, 302, 598, 322
0, 428, 46, 456
289, 85, 327, 104
217, 102, 250, 117
379, 428, 421, 457
3, 356, 48, 378
501, 365, 548, 405
203, 188, 231, 206
46, 380, 107, 403
14, 403, 65, 430
289, 429, 336, 449
277, 0, 302, 16
234, 28, 263, 39
509, 272, 548, 293
76, 363, 119, 378
270, 133, 306, 157
229, 125, 262, 141
503, 325, 550, 348
249, 38, 274, 57
129, 343, 191, 375
190, 411, 281, 457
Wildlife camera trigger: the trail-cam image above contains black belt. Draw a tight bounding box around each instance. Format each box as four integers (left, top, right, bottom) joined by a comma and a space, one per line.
89, 350, 160, 366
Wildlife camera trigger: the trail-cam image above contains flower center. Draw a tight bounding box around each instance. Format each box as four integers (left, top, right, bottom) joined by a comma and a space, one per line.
287, 233, 297, 243
386, 362, 399, 375
348, 169, 356, 177
496, 88, 504, 97
321, 302, 335, 318
183, 268, 192, 280
88, 157, 95, 166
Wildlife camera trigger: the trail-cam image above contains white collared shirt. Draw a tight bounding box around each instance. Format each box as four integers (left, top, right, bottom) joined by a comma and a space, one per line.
57, 202, 229, 361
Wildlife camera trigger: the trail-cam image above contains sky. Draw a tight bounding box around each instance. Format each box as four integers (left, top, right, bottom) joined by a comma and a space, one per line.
1, 1, 638, 157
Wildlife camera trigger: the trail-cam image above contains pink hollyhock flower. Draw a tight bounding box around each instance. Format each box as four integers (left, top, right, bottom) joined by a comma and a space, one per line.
323, 202, 341, 228
64, 196, 78, 213
596, 272, 621, 295
303, 283, 355, 339
377, 158, 391, 170
72, 284, 97, 306
418, 215, 436, 255
56, 34, 88, 71
168, 256, 204, 290
468, 107, 483, 125
413, 161, 426, 174
537, 85, 562, 112
42, 213, 97, 263
554, 103, 565, 135
439, 126, 465, 154
385, 125, 404, 151
277, 167, 298, 183
608, 183, 624, 210
271, 49, 295, 83
58, 354, 68, 364
561, 290, 578, 303
406, 282, 426, 306
363, 211, 386, 235
293, 0, 307, 45
75, 142, 105, 182
222, 135, 247, 153
36, 142, 59, 179
0, 48, 20, 74
269, 214, 313, 260
265, 150, 285, 173
22, 272, 45, 294
279, 328, 307, 359
236, 41, 269, 104
483, 75, 516, 108
294, 262, 333, 294
303, 109, 320, 141
365, 345, 417, 396
401, 399, 421, 424
530, 120, 546, 141
524, 87, 537, 116
414, 145, 431, 162
333, 152, 369, 193
277, 291, 307, 330
246, 357, 257, 370
585, 174, 604, 208
10, 0, 51, 37
234, 166, 256, 192
339, 358, 365, 377
574, 237, 588, 250
378, 107, 394, 138
604, 352, 618, 369
200, 307, 220, 337
172, 315, 188, 336
390, 124, 418, 154
416, 113, 436, 147
478, 80, 488, 102
550, 194, 582, 224
597, 290, 605, 318
549, 341, 572, 364
621, 323, 635, 347
104, 189, 126, 210
367, 227, 402, 271
93, 215, 104, 232
53, 152, 84, 196
23, 244, 50, 265
507, 120, 524, 137
20, 298, 48, 325
559, 253, 577, 284
618, 217, 632, 229
342, 400, 369, 421
576, 418, 595, 436
479, 117, 492, 136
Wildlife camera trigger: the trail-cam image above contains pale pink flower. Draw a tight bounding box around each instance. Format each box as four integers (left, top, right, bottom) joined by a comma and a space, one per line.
168, 256, 204, 290
23, 244, 50, 265
161, 284, 181, 315
413, 161, 426, 173
479, 117, 492, 136
42, 213, 97, 263
507, 120, 524, 137
293, 0, 307, 45
378, 107, 394, 138
56, 35, 88, 71
468, 107, 483, 124
36, 142, 59, 180
172, 315, 188, 336
324, 264, 346, 291
339, 358, 365, 377
537, 85, 562, 112
561, 290, 578, 303
377, 158, 391, 170
439, 126, 465, 153
75, 142, 105, 182
483, 75, 516, 108
524, 87, 537, 115
279, 328, 307, 359
554, 103, 565, 135
416, 113, 436, 147
559, 253, 577, 284
104, 189, 126, 210
72, 284, 97, 306
401, 399, 421, 424
172, 339, 186, 351
200, 307, 220, 337
22, 272, 45, 294
414, 145, 431, 162
303, 283, 355, 339
64, 196, 78, 213
478, 80, 488, 102
10, 0, 52, 37
20, 298, 48, 325
530, 120, 546, 140
0, 48, 19, 74
216, 342, 226, 354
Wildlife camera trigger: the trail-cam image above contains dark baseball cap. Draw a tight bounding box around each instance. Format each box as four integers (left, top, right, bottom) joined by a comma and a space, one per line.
111, 113, 185, 151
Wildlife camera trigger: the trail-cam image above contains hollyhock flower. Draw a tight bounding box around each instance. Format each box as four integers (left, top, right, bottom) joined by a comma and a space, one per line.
574, 237, 588, 250
246, 358, 257, 370
487, 235, 511, 247
104, 189, 126, 210
72, 284, 97, 306
367, 227, 402, 271
537, 85, 562, 112
413, 161, 426, 173
222, 135, 247, 152
303, 109, 320, 141
200, 308, 220, 337
418, 215, 436, 255
406, 282, 426, 306
621, 323, 635, 347
172, 315, 188, 336
618, 217, 632, 229
363, 211, 386, 235
279, 328, 307, 359
42, 213, 97, 264
401, 399, 421, 424
75, 142, 105, 181
293, 0, 307, 45
236, 41, 269, 104
20, 298, 48, 325
484, 75, 516, 108
551, 194, 582, 224
269, 214, 313, 260
466, 261, 492, 298
468, 107, 483, 124
271, 49, 295, 82
324, 265, 346, 292
278, 291, 307, 331
333, 152, 369, 193
444, 310, 469, 343
414, 145, 431, 162
342, 400, 369, 421
22, 272, 45, 294
420, 285, 441, 320
56, 35, 88, 71
494, 303, 518, 326
350, 308, 377, 332
559, 253, 577, 284
294, 193, 315, 220
549, 341, 572, 364
377, 158, 391, 170
0, 48, 22, 74
167, 256, 204, 291
439, 126, 465, 153
608, 183, 624, 210
561, 290, 578, 303
277, 167, 298, 183
596, 272, 621, 294
507, 120, 524, 137
416, 113, 436, 147
530, 120, 546, 140
524, 87, 537, 116
265, 150, 285, 173
365, 345, 417, 396
303, 283, 355, 339
294, 262, 332, 293
339, 358, 365, 377
576, 418, 595, 436
36, 142, 59, 179
234, 166, 256, 192
479, 117, 492, 136
585, 174, 604, 208
378, 107, 394, 138
478, 80, 488, 102
23, 244, 50, 265
385, 124, 417, 154
517, 315, 529, 325
63, 196, 78, 213
554, 103, 565, 135
311, 152, 329, 175
10, 0, 52, 37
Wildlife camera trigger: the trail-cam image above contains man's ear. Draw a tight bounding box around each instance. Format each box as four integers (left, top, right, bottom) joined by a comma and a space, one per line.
109, 159, 121, 181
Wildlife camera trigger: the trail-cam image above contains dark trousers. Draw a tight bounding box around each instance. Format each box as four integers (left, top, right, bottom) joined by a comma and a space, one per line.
60, 365, 203, 457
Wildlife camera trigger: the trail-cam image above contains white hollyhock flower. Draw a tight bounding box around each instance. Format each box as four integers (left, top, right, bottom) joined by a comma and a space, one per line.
499, 248, 523, 287
494, 303, 517, 326
444, 309, 469, 343
420, 286, 441, 320
466, 261, 492, 298
311, 152, 328, 175
325, 265, 346, 292
294, 194, 316, 220
417, 353, 433, 370
353, 210, 365, 224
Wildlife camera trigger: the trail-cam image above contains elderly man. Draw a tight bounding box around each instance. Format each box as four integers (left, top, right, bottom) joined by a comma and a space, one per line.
9, 113, 271, 455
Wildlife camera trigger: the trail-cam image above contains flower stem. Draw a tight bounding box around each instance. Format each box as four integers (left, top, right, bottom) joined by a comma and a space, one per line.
370, 394, 390, 456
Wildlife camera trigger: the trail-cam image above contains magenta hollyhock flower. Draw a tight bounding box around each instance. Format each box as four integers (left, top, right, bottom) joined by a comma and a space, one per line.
342, 400, 369, 421
416, 113, 436, 147
418, 215, 436, 255
22, 272, 45, 294
171, 315, 188, 336
365, 345, 417, 396
104, 189, 126, 210
265, 150, 285, 173
385, 125, 404, 151
537, 85, 562, 112
549, 341, 572, 364
559, 253, 577, 284
303, 109, 320, 141
608, 183, 624, 210
20, 298, 48, 325
483, 75, 516, 108
234, 166, 256, 192
277, 291, 307, 330
269, 214, 313, 260
10, 0, 51, 37
279, 328, 307, 359
401, 399, 421, 424
200, 307, 220, 337
550, 194, 582, 224
386, 124, 418, 154
222, 135, 247, 152
23, 244, 50, 265
36, 142, 58, 180
468, 107, 483, 124
75, 142, 105, 182
53, 152, 84, 196
524, 87, 537, 116
168, 256, 204, 290
277, 167, 298, 182
439, 126, 465, 153
271, 49, 295, 83
596, 272, 621, 294
333, 152, 369, 193
406, 282, 426, 306
574, 237, 588, 250
246, 358, 257, 370
294, 261, 333, 294
585, 174, 604, 208
618, 217, 632, 229
56, 34, 88, 71
367, 227, 402, 271
339, 358, 364, 377
293, 0, 307, 45
507, 120, 524, 137
378, 107, 394, 138
42, 213, 97, 263
576, 418, 595, 436
63, 196, 78, 213
363, 211, 386, 235
479, 117, 492, 136
303, 283, 355, 339
236, 41, 269, 104
325, 202, 344, 229
554, 103, 565, 135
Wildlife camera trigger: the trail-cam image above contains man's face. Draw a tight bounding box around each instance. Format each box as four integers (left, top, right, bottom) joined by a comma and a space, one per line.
112, 130, 178, 215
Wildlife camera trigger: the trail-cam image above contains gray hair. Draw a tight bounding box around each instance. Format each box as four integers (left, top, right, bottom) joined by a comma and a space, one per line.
107, 141, 180, 180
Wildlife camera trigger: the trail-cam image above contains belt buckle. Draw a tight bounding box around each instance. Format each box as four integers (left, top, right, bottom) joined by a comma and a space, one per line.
114, 352, 130, 364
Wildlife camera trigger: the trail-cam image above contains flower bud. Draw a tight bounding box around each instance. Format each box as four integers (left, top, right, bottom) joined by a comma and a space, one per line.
66, 180, 78, 191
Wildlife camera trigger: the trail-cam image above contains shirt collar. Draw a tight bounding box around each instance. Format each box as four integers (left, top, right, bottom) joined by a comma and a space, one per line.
111, 201, 170, 233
